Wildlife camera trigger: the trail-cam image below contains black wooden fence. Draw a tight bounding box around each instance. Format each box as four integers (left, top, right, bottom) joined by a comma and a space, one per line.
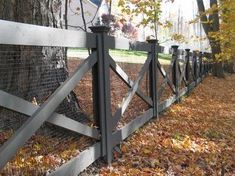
0, 20, 212, 175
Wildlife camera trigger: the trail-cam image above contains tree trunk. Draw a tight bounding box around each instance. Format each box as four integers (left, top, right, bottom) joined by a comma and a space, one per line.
212, 62, 224, 77
196, 0, 225, 78
224, 59, 235, 73
0, 0, 86, 130
209, 40, 225, 78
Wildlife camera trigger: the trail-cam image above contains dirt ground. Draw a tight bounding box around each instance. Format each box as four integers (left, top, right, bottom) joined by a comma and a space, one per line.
98, 74, 235, 175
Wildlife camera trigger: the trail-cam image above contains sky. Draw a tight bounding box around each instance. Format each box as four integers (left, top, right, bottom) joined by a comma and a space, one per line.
89, 0, 101, 6
159, 0, 210, 51
161, 0, 210, 20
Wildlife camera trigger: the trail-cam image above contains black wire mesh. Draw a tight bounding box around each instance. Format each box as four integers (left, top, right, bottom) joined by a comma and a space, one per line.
0, 46, 96, 175
1, 123, 95, 175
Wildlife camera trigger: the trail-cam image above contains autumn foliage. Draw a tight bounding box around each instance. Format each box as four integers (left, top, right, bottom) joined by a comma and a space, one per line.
198, 0, 235, 62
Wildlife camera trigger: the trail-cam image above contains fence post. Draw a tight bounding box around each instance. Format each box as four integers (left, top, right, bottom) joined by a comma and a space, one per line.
206, 53, 209, 76
206, 54, 210, 75
208, 53, 212, 73
171, 45, 179, 101
203, 53, 207, 76
147, 39, 158, 117
207, 54, 210, 74
203, 52, 206, 76
199, 51, 203, 81
185, 49, 190, 87
204, 54, 207, 75
89, 26, 113, 163
193, 51, 198, 85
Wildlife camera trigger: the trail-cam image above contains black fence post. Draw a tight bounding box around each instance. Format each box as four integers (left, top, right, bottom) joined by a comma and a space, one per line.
206, 54, 210, 74
203, 52, 206, 76
172, 45, 179, 101
147, 39, 158, 117
185, 49, 190, 87
207, 54, 210, 73
203, 53, 207, 76
89, 26, 113, 163
208, 53, 213, 73
204, 52, 209, 74
199, 51, 203, 81
193, 51, 198, 84
207, 53, 210, 74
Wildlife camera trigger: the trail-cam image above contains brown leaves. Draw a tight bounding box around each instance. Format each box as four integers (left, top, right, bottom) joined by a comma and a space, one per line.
100, 74, 235, 175
1, 133, 92, 175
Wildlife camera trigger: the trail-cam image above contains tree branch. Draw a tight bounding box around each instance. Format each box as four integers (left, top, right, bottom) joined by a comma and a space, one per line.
79, 0, 87, 31
196, 0, 210, 35
88, 0, 103, 25
209, 0, 220, 32
65, 0, 68, 29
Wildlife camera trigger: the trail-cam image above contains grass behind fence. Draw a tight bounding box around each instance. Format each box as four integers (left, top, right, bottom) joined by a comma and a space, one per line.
68, 49, 171, 65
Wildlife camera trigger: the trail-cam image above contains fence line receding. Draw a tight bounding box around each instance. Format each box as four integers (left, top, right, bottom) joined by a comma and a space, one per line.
0, 20, 212, 175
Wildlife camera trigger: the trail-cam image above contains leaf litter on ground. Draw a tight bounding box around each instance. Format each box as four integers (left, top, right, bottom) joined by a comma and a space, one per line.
100, 74, 235, 176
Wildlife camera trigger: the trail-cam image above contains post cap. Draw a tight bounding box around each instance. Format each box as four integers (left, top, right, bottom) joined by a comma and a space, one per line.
185, 49, 190, 52
171, 45, 179, 54
147, 39, 158, 43
171, 45, 179, 49
89, 26, 110, 33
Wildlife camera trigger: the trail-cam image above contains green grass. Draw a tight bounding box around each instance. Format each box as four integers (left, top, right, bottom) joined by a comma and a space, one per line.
159, 53, 172, 60
68, 48, 171, 64
70, 48, 171, 59
110, 50, 171, 60
110, 50, 147, 57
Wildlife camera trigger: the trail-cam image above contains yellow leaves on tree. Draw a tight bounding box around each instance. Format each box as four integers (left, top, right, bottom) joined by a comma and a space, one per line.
118, 0, 163, 38
196, 0, 235, 62
171, 33, 186, 43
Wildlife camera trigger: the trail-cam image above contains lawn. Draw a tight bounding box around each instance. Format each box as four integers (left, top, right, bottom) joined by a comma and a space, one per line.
67, 49, 171, 65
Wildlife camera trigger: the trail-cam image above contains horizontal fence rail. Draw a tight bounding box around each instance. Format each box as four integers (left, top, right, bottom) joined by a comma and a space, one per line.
0, 20, 96, 48
0, 90, 100, 139
0, 20, 212, 175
